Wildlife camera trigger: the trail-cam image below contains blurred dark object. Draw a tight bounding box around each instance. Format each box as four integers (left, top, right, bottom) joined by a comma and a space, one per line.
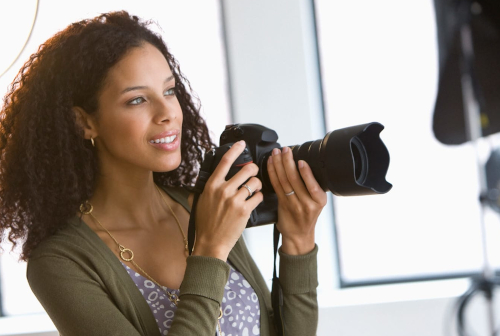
485, 147, 500, 213
433, 0, 500, 145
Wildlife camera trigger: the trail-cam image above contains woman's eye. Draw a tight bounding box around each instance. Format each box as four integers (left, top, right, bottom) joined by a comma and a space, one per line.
128, 97, 146, 105
164, 88, 176, 96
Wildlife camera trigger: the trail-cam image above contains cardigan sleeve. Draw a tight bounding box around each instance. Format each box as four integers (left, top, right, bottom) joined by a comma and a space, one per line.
27, 255, 144, 336
28, 252, 231, 336
278, 244, 319, 336
168, 256, 231, 335
232, 237, 319, 336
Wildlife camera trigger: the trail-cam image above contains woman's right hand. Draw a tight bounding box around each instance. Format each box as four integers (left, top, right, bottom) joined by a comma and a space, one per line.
192, 140, 263, 261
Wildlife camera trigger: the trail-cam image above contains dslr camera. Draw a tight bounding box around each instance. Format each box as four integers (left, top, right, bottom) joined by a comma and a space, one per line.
193, 122, 392, 227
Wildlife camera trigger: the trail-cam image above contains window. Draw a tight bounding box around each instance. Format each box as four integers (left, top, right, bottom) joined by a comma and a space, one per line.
315, 0, 500, 286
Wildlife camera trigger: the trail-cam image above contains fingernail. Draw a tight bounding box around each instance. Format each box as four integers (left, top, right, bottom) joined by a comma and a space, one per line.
268, 156, 273, 164
272, 148, 280, 156
282, 147, 289, 154
238, 140, 246, 147
299, 160, 304, 168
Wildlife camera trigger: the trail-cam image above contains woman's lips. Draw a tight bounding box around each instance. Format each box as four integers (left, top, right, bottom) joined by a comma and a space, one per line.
149, 133, 180, 151
150, 129, 180, 141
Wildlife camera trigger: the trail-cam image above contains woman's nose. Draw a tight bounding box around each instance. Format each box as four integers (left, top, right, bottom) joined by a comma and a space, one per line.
154, 97, 180, 123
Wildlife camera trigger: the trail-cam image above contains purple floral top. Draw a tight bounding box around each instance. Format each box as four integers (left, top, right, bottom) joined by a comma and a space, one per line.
121, 261, 261, 336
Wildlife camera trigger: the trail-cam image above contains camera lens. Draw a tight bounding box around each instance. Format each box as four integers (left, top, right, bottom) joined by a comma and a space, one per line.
351, 137, 368, 185
282, 123, 391, 196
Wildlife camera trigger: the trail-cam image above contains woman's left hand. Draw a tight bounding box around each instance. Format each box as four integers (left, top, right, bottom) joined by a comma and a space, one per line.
267, 146, 327, 255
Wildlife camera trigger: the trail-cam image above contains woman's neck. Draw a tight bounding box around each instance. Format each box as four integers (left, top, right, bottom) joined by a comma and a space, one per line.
88, 169, 165, 231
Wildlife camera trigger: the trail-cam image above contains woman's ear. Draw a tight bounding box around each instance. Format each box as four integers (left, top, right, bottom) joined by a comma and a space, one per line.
73, 106, 97, 140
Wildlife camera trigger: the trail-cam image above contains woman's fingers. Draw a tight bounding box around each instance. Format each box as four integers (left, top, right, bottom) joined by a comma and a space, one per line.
228, 163, 260, 190
204, 140, 262, 206
210, 140, 247, 182
236, 176, 262, 197
209, 141, 261, 194
297, 160, 328, 207
267, 151, 284, 195
241, 183, 264, 209
269, 148, 293, 196
280, 147, 310, 199
268, 147, 308, 200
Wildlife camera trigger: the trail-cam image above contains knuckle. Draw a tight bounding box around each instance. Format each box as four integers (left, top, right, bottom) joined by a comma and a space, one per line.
294, 203, 303, 212
304, 203, 315, 215
252, 190, 263, 200
254, 178, 263, 190
228, 198, 240, 211
240, 164, 251, 174
237, 203, 247, 216
221, 187, 233, 200
250, 163, 259, 174
219, 156, 232, 167
205, 180, 217, 194
242, 163, 259, 175
309, 186, 320, 195
249, 175, 261, 183
227, 195, 237, 206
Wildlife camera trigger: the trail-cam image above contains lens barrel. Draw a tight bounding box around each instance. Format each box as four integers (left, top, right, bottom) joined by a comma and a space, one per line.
283, 122, 391, 196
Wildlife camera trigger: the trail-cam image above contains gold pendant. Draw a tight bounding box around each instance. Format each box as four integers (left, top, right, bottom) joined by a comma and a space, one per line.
119, 245, 134, 262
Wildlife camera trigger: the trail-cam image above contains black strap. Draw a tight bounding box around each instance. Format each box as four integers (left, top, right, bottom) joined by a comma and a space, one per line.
187, 193, 199, 255
188, 149, 216, 255
188, 187, 219, 336
188, 149, 220, 336
271, 224, 285, 336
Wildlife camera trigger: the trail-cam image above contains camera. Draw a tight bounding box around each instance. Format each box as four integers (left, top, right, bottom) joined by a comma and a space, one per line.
193, 123, 392, 227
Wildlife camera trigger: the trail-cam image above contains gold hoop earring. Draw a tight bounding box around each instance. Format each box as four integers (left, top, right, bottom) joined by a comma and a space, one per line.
90, 137, 95, 147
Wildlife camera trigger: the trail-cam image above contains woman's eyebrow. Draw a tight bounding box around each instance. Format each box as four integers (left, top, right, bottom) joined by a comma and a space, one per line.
120, 75, 175, 94
165, 75, 174, 83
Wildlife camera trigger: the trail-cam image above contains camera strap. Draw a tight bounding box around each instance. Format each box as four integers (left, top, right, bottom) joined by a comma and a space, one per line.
188, 149, 216, 255
272, 224, 285, 336
187, 193, 198, 255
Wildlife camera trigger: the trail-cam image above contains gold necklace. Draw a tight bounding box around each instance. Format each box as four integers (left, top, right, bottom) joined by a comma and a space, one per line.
79, 185, 222, 334
154, 184, 189, 253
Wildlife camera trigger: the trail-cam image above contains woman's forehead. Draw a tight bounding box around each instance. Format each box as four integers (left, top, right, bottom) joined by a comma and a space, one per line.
102, 44, 173, 95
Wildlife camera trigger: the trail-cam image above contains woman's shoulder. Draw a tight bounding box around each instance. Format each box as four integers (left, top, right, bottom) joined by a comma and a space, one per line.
28, 215, 101, 260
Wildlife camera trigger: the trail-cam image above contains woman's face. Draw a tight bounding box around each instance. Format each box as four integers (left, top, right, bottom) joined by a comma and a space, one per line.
93, 43, 183, 174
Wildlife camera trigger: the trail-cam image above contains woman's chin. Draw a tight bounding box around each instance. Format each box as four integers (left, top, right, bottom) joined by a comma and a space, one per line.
153, 157, 182, 173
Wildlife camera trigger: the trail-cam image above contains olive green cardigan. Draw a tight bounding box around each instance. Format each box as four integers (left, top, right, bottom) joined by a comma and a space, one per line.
27, 186, 318, 335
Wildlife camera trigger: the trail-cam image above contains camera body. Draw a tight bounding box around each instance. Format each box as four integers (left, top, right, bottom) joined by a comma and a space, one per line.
194, 124, 281, 227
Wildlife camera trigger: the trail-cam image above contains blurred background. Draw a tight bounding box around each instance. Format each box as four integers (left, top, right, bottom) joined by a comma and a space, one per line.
1, 0, 500, 335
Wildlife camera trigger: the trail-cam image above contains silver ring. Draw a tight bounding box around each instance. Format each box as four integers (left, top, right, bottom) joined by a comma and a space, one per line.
285, 190, 295, 196
242, 184, 253, 197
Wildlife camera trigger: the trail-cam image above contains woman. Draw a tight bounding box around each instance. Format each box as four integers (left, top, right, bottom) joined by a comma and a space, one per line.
0, 11, 326, 336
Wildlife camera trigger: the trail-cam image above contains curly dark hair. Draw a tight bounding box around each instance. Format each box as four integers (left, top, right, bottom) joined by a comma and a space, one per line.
0, 11, 215, 261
